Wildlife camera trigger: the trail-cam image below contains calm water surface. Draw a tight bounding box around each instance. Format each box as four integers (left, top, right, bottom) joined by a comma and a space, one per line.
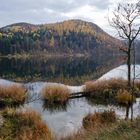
0, 55, 124, 85
24, 90, 140, 137
1, 55, 140, 137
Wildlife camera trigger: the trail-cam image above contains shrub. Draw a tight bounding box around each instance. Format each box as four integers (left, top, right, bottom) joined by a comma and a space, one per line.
42, 85, 70, 103
116, 89, 135, 105
0, 84, 27, 106
0, 108, 52, 140
83, 110, 116, 129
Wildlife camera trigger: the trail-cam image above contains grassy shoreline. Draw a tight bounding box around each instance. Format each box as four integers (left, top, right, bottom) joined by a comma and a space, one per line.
0, 79, 140, 139
0, 108, 52, 140
61, 116, 140, 140
0, 84, 27, 107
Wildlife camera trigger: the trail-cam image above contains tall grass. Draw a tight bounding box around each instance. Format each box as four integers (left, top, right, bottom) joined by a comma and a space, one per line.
84, 79, 140, 106
0, 108, 52, 140
134, 81, 140, 96
0, 84, 27, 106
83, 110, 116, 129
61, 117, 140, 140
42, 85, 70, 103
85, 78, 128, 93
116, 89, 135, 105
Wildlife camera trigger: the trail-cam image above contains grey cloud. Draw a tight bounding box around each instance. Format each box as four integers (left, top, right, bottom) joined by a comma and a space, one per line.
0, 8, 67, 26
0, 0, 111, 28
88, 0, 110, 9
0, 0, 110, 12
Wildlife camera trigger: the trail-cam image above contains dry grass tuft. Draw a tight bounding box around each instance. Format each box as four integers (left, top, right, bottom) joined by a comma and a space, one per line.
84, 79, 129, 105
134, 81, 140, 96
61, 117, 140, 140
42, 85, 70, 103
0, 84, 27, 106
85, 78, 128, 93
83, 110, 116, 129
116, 89, 134, 105
0, 108, 52, 140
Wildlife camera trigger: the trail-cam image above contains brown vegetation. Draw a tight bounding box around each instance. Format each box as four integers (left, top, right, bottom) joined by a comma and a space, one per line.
0, 84, 27, 106
84, 79, 128, 105
0, 108, 52, 140
134, 81, 140, 96
85, 79, 140, 105
82, 110, 116, 129
61, 116, 140, 140
42, 85, 70, 103
116, 89, 135, 105
85, 78, 128, 93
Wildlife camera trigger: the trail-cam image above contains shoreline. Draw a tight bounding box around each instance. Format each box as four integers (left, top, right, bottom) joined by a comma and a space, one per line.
0, 52, 126, 59
0, 53, 91, 59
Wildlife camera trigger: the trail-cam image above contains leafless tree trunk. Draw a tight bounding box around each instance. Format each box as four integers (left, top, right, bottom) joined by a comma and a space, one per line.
109, 1, 140, 120
131, 41, 136, 121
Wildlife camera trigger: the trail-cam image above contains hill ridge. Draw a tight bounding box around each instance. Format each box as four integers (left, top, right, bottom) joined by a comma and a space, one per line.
0, 19, 122, 55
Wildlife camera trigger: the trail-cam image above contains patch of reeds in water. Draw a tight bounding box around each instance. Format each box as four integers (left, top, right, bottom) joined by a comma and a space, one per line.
0, 84, 27, 107
42, 85, 70, 103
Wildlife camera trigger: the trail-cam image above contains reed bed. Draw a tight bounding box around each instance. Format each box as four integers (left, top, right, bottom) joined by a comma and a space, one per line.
42, 85, 70, 103
85, 78, 128, 93
0, 84, 27, 106
82, 110, 116, 129
116, 89, 135, 105
0, 108, 52, 140
61, 117, 140, 140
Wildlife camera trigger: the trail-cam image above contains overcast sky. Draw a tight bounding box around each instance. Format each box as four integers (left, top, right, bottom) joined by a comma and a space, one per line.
0, 0, 135, 35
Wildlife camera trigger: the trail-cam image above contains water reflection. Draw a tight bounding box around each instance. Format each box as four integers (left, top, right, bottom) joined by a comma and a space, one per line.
85, 95, 140, 121
85, 96, 116, 106
1, 54, 140, 136
24, 95, 140, 137
0, 55, 124, 85
42, 101, 69, 113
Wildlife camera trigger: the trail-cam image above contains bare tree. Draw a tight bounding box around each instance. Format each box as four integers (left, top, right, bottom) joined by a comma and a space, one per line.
110, 1, 140, 88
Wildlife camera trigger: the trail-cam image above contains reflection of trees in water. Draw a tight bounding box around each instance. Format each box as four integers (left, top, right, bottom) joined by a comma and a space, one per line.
0, 55, 124, 84
42, 97, 86, 113
85, 96, 114, 106
42, 100, 69, 114
85, 96, 134, 120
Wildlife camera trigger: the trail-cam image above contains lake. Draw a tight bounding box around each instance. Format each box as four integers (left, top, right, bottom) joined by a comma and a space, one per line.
0, 55, 140, 137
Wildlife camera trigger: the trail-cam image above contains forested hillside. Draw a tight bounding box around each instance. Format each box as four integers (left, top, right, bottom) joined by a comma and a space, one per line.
0, 20, 123, 55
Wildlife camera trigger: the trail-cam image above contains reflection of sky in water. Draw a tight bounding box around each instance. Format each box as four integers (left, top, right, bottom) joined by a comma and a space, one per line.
23, 77, 140, 137
24, 96, 140, 137
99, 65, 140, 80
